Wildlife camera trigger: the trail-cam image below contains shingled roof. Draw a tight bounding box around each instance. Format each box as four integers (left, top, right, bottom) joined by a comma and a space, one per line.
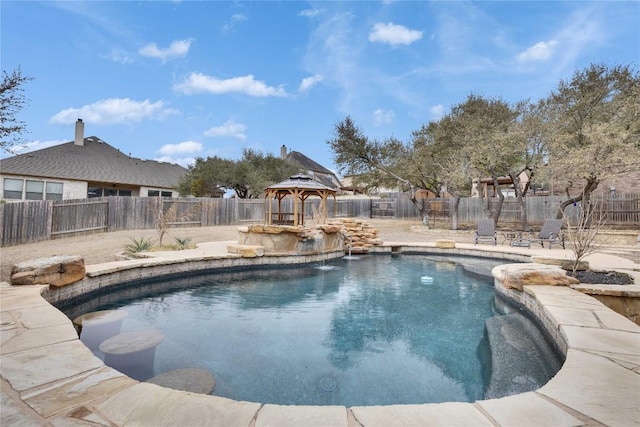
286, 151, 333, 175
285, 150, 340, 189
0, 137, 186, 188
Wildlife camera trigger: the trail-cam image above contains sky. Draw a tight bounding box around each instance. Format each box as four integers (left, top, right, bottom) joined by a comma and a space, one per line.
2, 1, 639, 176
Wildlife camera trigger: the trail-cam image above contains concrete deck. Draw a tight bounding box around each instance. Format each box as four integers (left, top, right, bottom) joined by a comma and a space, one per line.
1, 242, 639, 426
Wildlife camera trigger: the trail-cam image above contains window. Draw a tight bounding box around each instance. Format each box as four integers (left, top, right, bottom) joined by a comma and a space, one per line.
3, 178, 23, 199
25, 180, 44, 200
46, 182, 63, 200
88, 187, 133, 197
88, 187, 102, 198
148, 190, 160, 197
161, 191, 172, 197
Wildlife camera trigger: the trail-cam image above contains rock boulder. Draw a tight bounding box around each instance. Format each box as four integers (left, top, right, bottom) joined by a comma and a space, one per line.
11, 255, 85, 287
494, 263, 579, 291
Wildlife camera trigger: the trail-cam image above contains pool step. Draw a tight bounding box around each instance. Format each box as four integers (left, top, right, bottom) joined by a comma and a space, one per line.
483, 313, 562, 399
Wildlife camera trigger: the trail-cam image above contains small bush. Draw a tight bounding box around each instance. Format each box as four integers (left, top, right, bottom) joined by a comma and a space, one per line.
124, 237, 154, 254
174, 236, 192, 250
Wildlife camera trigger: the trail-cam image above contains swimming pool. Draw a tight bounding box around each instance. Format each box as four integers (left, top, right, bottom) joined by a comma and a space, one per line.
70, 254, 560, 406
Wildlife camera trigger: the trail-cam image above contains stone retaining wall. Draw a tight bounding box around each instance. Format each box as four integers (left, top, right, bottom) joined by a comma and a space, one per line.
43, 249, 344, 307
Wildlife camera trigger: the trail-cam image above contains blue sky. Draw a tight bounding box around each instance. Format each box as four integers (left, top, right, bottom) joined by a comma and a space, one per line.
2, 1, 638, 175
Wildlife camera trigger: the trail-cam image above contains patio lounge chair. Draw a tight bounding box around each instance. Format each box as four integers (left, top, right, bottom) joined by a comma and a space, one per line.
475, 219, 497, 246
531, 219, 565, 249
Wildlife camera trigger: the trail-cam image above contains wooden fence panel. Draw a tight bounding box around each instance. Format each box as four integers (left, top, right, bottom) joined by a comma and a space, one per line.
237, 199, 263, 223
594, 194, 640, 224
1, 194, 638, 246
162, 198, 202, 227
107, 196, 156, 231
371, 199, 396, 218
52, 198, 109, 237
1, 200, 53, 246
330, 199, 372, 218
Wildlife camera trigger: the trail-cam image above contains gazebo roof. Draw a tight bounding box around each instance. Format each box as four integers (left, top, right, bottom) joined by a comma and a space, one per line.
264, 174, 336, 193
263, 174, 336, 226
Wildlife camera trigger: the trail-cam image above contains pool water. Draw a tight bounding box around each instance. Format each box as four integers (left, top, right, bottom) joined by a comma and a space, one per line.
85, 255, 516, 406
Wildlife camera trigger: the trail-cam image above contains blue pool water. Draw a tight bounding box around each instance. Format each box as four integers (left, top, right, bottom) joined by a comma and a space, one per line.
83, 255, 515, 406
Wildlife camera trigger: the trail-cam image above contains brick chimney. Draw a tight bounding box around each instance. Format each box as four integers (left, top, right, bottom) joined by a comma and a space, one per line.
281, 144, 287, 160
74, 118, 84, 146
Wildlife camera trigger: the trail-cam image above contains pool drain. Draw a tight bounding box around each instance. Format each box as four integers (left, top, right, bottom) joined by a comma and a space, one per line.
318, 376, 338, 392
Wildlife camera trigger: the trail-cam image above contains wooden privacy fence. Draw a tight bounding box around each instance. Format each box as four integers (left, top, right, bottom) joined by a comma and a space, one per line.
1, 194, 638, 246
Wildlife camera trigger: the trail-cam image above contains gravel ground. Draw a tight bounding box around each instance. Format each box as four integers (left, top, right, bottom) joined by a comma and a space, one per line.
2, 219, 636, 284
2, 219, 476, 282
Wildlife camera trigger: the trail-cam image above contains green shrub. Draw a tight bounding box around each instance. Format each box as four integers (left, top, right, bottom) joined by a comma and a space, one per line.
174, 236, 192, 250
124, 237, 154, 254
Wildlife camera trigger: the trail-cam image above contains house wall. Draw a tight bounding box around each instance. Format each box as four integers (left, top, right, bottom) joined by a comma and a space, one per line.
0, 174, 87, 201
0, 173, 180, 201
548, 170, 640, 197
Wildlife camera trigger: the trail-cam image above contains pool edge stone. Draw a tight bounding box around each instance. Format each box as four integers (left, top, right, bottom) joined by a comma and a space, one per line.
1, 245, 639, 426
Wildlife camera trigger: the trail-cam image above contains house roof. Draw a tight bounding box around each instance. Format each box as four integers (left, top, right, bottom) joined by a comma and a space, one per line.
0, 137, 187, 188
285, 150, 339, 189
286, 151, 333, 175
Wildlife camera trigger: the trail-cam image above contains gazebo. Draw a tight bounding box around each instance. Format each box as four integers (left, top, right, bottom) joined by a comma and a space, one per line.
264, 174, 337, 226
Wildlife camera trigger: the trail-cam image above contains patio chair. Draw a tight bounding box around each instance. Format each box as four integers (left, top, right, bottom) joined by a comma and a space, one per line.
531, 219, 565, 249
474, 219, 497, 246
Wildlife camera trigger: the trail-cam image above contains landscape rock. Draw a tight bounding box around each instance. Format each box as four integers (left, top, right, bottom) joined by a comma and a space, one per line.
11, 255, 85, 287
226, 244, 265, 258
436, 239, 456, 249
495, 263, 579, 291
327, 218, 382, 253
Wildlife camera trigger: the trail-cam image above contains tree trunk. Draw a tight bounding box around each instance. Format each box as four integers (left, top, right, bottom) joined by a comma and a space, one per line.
556, 178, 599, 220
475, 180, 492, 218
451, 194, 460, 230
409, 187, 429, 229
509, 171, 530, 231
418, 198, 430, 228
491, 176, 505, 226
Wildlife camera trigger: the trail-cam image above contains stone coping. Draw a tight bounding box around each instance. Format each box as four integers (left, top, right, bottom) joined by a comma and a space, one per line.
1, 245, 639, 426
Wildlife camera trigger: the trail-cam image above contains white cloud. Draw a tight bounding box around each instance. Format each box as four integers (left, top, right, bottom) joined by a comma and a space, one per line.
516, 40, 558, 63
430, 104, 445, 119
369, 22, 423, 46
1, 140, 67, 158
49, 98, 178, 125
154, 155, 196, 168
157, 141, 203, 156
204, 120, 247, 140
155, 140, 202, 167
550, 8, 603, 72
102, 47, 132, 64
174, 72, 288, 97
299, 8, 322, 18
139, 39, 194, 63
222, 14, 247, 32
298, 74, 324, 92
373, 109, 394, 126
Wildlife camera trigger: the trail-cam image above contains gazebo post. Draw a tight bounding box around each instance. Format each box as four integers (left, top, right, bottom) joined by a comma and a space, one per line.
266, 190, 272, 225
294, 188, 301, 226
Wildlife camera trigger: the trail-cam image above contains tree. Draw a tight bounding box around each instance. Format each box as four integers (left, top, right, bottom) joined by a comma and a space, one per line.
562, 197, 609, 275
178, 149, 300, 198
327, 116, 443, 227
1, 67, 34, 153
545, 63, 640, 219
411, 116, 473, 230
449, 94, 530, 227
153, 197, 199, 246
